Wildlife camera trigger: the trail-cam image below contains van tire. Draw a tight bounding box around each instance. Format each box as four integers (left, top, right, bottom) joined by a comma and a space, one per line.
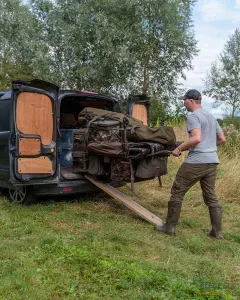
7, 186, 36, 205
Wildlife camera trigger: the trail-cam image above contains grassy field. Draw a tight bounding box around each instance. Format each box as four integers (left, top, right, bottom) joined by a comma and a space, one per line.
0, 127, 239, 299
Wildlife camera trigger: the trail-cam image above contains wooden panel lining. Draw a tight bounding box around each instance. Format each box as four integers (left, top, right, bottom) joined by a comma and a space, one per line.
19, 138, 41, 155
18, 157, 52, 174
16, 92, 53, 145
132, 104, 148, 125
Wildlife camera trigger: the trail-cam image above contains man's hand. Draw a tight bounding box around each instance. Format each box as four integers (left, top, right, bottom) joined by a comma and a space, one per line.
172, 147, 181, 157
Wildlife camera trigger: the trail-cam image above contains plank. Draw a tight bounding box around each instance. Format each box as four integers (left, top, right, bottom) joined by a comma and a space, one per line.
85, 175, 163, 226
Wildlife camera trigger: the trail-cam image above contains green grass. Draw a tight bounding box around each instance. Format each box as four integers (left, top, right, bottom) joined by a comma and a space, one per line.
0, 159, 240, 299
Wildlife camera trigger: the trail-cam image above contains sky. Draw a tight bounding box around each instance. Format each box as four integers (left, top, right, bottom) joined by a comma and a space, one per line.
182, 0, 240, 118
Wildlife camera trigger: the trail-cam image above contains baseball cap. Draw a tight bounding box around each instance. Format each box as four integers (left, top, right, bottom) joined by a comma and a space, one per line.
183, 89, 202, 101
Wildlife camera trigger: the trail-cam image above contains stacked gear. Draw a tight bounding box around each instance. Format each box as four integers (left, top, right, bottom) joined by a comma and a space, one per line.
71, 107, 177, 190
78, 107, 176, 145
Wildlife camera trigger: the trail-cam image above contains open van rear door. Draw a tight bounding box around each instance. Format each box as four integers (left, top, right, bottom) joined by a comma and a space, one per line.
126, 95, 150, 125
10, 79, 59, 184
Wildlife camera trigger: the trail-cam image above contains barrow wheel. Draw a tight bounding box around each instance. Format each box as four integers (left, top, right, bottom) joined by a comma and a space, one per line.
7, 186, 36, 205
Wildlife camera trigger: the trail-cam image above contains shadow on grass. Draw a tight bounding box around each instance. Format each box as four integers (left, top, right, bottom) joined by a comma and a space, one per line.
37, 191, 107, 205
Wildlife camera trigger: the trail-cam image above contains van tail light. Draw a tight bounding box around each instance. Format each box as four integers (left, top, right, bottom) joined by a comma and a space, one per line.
62, 186, 72, 192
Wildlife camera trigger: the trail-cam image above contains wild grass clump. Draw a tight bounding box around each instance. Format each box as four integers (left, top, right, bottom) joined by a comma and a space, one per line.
211, 123, 240, 199
215, 153, 240, 200
220, 124, 240, 158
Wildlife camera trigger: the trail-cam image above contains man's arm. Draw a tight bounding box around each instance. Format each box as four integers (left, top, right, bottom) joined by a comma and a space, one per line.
172, 128, 201, 157
216, 132, 226, 146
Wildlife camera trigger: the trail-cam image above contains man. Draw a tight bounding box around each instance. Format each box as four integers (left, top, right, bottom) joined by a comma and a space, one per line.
156, 89, 226, 239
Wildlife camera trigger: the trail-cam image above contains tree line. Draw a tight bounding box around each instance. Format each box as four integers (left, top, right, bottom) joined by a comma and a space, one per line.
2, 0, 240, 123
0, 0, 198, 121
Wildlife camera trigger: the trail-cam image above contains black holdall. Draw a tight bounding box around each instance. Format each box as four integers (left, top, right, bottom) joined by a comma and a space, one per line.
88, 155, 107, 176
135, 157, 167, 179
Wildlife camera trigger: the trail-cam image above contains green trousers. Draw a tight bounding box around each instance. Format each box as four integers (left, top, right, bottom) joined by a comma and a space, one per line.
170, 163, 221, 208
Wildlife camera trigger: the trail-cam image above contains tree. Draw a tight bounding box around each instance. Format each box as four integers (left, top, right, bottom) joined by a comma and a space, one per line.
204, 28, 240, 119
28, 0, 197, 99
0, 0, 44, 89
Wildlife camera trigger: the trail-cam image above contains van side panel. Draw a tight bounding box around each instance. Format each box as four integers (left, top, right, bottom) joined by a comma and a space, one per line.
0, 98, 11, 181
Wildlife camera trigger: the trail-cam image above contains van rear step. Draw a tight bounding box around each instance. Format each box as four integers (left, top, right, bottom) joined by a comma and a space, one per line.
85, 175, 163, 226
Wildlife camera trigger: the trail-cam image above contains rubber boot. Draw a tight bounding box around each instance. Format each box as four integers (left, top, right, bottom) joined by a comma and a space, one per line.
208, 207, 223, 240
155, 201, 182, 236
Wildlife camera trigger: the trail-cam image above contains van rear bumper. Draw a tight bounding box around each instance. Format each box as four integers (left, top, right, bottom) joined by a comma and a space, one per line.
32, 179, 125, 196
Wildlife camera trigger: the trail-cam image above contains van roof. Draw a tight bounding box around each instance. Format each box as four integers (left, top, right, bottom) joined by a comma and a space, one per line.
0, 90, 118, 103
59, 90, 118, 102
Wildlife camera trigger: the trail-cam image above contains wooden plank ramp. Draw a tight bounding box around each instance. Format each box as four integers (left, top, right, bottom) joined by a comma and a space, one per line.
85, 175, 163, 226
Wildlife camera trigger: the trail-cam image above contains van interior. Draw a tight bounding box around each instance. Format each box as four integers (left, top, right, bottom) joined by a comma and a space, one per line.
59, 94, 116, 180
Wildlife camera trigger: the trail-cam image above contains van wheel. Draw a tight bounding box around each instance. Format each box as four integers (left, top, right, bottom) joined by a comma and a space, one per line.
7, 186, 36, 205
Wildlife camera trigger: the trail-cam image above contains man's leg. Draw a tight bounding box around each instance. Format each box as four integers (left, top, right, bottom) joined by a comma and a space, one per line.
200, 164, 223, 239
156, 163, 200, 235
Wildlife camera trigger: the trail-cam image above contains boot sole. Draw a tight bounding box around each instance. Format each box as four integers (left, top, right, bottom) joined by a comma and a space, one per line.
207, 232, 223, 240
155, 227, 176, 236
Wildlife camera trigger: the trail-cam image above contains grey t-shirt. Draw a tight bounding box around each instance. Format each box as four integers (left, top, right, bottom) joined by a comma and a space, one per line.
185, 108, 222, 164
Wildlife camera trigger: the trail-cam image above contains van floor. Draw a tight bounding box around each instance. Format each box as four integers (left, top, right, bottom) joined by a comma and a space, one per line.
60, 166, 85, 180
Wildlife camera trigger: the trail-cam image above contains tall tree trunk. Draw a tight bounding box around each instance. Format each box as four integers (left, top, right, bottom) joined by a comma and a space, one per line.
142, 65, 149, 96
231, 98, 237, 120
231, 107, 235, 120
